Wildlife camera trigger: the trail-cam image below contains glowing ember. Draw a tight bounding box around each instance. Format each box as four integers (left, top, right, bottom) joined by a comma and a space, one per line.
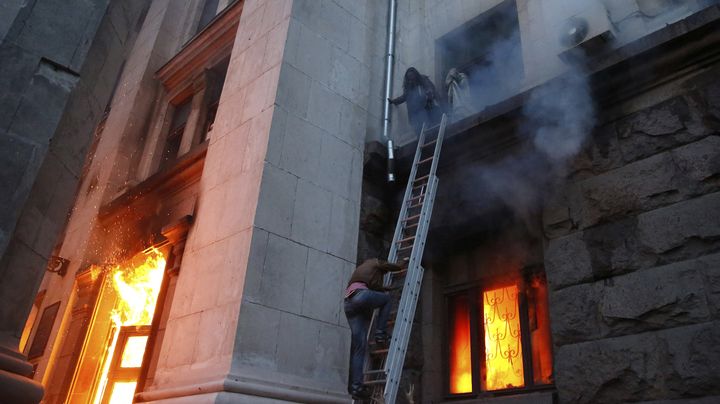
483, 285, 524, 390
450, 295, 473, 394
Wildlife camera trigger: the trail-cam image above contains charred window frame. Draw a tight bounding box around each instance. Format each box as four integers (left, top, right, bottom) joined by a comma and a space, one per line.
435, 0, 523, 108
160, 98, 191, 168
444, 267, 554, 398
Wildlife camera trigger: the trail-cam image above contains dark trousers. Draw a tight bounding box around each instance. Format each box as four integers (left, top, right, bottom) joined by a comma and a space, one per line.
344, 289, 393, 391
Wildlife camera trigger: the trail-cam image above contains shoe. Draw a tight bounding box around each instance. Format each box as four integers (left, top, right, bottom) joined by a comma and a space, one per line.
374, 331, 390, 345
350, 384, 371, 400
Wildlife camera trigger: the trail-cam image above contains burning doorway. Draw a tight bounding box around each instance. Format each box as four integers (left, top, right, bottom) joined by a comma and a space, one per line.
66, 248, 166, 404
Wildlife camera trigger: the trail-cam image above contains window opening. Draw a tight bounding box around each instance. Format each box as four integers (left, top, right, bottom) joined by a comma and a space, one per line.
437, 0, 523, 113
446, 274, 553, 395
161, 100, 191, 168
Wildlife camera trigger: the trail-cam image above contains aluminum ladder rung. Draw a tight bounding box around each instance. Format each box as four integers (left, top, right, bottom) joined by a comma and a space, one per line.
402, 214, 420, 222
370, 348, 389, 356
417, 156, 434, 165
365, 369, 386, 375
365, 379, 387, 386
404, 222, 419, 230
396, 235, 415, 244
422, 139, 437, 148
414, 174, 429, 183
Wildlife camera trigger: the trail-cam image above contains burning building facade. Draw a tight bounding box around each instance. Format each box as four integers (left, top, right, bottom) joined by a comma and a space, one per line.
1, 0, 719, 403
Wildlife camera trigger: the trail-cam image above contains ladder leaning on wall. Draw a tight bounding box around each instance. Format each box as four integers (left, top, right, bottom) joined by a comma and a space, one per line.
358, 113, 448, 404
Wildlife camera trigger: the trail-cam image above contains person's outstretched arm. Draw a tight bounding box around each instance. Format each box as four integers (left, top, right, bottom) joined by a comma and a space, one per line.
389, 92, 406, 105
376, 258, 408, 273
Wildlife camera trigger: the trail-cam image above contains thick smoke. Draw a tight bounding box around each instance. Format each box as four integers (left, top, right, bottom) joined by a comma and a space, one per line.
437, 2, 596, 230
523, 63, 595, 162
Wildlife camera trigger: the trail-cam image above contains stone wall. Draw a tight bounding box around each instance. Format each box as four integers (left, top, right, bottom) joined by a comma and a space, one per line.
219, 0, 386, 400
544, 64, 720, 403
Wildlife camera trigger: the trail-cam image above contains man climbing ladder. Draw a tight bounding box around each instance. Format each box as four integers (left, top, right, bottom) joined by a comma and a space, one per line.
343, 114, 448, 403
344, 258, 408, 399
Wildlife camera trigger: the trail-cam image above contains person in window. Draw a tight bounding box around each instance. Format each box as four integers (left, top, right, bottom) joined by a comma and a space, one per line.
445, 67, 474, 120
344, 257, 407, 400
389, 67, 443, 137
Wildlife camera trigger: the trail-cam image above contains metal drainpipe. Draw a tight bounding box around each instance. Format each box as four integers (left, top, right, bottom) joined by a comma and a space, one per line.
382, 0, 398, 182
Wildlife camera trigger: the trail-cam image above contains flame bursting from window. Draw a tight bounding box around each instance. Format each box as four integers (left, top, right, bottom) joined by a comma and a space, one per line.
93, 249, 166, 404
483, 285, 524, 390
449, 295, 472, 394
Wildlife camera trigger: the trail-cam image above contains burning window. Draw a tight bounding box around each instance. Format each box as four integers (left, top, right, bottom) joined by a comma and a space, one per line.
447, 273, 553, 395
67, 249, 166, 404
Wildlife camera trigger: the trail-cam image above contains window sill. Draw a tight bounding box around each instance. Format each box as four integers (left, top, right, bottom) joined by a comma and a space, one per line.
442, 388, 555, 404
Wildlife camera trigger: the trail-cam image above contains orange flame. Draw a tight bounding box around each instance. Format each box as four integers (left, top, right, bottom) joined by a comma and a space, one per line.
110, 248, 166, 327
483, 285, 524, 390
449, 295, 472, 394
93, 249, 166, 404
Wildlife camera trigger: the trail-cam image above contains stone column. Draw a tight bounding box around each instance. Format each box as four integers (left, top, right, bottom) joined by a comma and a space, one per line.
0, 1, 124, 402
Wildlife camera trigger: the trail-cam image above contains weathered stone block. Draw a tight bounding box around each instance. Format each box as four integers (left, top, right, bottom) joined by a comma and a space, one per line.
551, 253, 720, 346
259, 234, 308, 313
307, 81, 342, 135
544, 231, 594, 290
555, 322, 720, 403
275, 63, 311, 118
276, 312, 319, 374
572, 136, 720, 228
671, 135, 720, 193
636, 191, 720, 256
9, 0, 107, 70
0, 135, 40, 229
315, 322, 348, 384
616, 95, 710, 163
278, 114, 322, 180
235, 302, 281, 369
254, 163, 297, 238
601, 260, 710, 331
293, 0, 350, 51
575, 153, 681, 228
338, 98, 367, 149
288, 21, 333, 85
301, 249, 345, 324
327, 194, 359, 262
264, 105, 287, 166
317, 133, 355, 201
291, 179, 332, 251
549, 282, 604, 346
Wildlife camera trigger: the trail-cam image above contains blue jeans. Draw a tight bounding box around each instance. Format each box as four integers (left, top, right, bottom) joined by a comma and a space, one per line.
344, 289, 392, 391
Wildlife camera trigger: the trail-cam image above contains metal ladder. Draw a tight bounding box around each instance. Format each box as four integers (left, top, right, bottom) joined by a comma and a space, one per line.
360, 113, 447, 404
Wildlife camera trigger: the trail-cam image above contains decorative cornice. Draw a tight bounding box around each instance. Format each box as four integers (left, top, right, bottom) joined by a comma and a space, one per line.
156, 1, 243, 94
